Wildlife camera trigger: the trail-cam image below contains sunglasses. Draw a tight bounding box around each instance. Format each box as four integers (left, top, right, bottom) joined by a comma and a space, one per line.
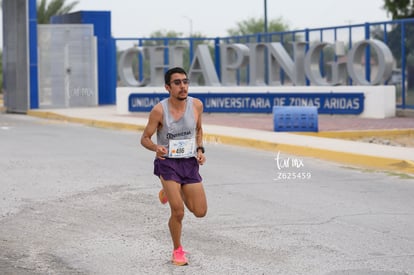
169, 78, 190, 86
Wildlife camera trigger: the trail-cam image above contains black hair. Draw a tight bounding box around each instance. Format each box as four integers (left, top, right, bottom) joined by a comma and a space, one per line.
164, 67, 188, 85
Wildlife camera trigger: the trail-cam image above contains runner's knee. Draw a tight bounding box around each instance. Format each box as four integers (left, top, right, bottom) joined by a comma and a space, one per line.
170, 207, 185, 221
192, 207, 207, 218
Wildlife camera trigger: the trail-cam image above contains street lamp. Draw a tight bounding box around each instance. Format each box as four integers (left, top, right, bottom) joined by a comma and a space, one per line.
183, 16, 193, 37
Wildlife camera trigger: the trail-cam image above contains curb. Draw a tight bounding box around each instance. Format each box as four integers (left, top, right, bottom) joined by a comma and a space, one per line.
0, 98, 4, 112
27, 110, 146, 132
26, 110, 414, 176
297, 129, 414, 139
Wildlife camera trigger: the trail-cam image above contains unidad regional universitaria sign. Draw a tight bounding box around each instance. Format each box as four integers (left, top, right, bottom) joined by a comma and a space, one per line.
117, 39, 396, 116
128, 93, 365, 114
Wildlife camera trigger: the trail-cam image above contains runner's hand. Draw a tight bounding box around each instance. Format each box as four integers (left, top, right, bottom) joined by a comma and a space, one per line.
197, 151, 206, 165
156, 145, 168, 160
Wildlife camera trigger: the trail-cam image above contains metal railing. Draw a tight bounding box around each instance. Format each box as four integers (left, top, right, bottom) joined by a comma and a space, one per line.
115, 18, 414, 109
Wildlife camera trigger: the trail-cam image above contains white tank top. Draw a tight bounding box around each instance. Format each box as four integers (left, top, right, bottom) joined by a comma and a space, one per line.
157, 97, 196, 158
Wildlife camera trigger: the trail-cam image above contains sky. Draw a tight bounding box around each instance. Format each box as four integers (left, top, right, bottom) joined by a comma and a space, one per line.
73, 0, 389, 37
0, 0, 390, 47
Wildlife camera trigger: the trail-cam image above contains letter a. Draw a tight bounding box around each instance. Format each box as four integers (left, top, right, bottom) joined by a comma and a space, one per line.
188, 45, 221, 86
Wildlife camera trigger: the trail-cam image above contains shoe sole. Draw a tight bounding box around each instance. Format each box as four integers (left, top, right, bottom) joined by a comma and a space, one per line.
172, 260, 188, 266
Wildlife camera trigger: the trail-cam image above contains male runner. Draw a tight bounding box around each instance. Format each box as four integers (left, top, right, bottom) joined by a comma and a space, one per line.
140, 67, 207, 266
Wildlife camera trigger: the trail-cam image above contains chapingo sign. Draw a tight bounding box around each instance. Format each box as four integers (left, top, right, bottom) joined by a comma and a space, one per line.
119, 38, 395, 117
118, 39, 394, 88
129, 93, 364, 114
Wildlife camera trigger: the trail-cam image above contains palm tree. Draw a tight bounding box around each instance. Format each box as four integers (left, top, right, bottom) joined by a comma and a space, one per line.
37, 0, 79, 24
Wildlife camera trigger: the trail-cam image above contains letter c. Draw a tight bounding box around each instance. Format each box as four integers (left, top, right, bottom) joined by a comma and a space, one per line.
118, 47, 147, 87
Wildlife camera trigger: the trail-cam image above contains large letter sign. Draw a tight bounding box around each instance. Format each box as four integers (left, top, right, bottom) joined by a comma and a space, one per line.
347, 39, 394, 85
220, 44, 250, 86
118, 47, 147, 87
188, 44, 221, 86
267, 42, 307, 86
118, 39, 395, 87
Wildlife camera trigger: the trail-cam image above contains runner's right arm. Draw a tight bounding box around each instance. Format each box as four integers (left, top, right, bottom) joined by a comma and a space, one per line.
140, 104, 168, 159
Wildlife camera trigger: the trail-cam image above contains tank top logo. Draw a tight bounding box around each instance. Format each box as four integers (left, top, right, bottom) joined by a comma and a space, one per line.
166, 130, 192, 140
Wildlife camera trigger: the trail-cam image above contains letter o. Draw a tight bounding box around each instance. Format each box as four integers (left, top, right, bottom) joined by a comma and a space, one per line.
347, 39, 394, 85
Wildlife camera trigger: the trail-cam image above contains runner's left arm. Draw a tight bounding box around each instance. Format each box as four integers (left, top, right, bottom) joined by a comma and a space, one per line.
194, 99, 204, 148
194, 99, 206, 165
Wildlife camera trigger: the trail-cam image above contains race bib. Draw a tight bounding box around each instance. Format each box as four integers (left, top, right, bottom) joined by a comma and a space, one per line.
168, 138, 196, 158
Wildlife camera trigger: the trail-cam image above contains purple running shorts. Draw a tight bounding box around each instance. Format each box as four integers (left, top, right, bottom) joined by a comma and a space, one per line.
154, 157, 202, 184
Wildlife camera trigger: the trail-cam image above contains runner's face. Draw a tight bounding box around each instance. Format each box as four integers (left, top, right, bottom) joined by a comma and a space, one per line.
167, 73, 189, 101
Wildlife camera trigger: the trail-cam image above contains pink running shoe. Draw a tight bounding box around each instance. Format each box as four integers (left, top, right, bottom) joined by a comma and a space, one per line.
172, 246, 188, 266
159, 189, 168, 204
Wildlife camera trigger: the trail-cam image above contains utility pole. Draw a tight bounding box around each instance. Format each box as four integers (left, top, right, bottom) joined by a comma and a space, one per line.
264, 0, 269, 84
264, 0, 268, 34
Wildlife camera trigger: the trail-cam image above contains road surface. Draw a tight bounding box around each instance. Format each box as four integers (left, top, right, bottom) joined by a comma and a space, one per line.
0, 113, 413, 274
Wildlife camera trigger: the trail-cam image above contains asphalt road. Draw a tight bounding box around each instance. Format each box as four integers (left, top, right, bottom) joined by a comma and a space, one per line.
1, 113, 413, 275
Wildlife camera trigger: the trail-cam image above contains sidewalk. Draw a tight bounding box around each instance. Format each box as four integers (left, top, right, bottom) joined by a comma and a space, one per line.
26, 106, 414, 175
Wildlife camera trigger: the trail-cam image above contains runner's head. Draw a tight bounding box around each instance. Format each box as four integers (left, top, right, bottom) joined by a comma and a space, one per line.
165, 67, 188, 85
165, 67, 190, 101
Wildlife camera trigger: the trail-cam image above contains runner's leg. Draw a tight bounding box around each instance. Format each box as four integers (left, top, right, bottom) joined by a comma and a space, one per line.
160, 176, 185, 250
182, 182, 207, 217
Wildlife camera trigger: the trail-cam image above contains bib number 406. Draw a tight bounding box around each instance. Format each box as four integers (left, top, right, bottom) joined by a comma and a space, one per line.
168, 138, 195, 158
